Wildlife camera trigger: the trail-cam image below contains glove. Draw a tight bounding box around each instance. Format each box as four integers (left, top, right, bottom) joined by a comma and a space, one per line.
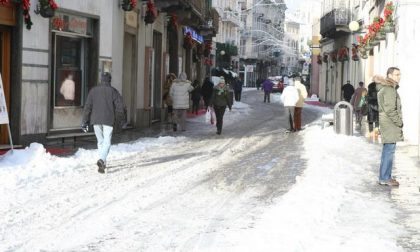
81, 124, 89, 133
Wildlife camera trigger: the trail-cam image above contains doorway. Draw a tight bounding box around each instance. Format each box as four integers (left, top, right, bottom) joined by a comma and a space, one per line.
122, 33, 137, 127
0, 27, 11, 144
152, 31, 162, 122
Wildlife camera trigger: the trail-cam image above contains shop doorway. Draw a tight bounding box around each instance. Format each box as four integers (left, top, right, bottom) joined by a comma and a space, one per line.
122, 32, 137, 127
0, 27, 11, 144
152, 31, 162, 122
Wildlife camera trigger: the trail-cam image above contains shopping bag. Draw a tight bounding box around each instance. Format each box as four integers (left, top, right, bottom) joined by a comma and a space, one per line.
210, 108, 217, 125
205, 108, 211, 124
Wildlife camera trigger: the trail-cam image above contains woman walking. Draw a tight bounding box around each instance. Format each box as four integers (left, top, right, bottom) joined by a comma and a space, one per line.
210, 77, 232, 135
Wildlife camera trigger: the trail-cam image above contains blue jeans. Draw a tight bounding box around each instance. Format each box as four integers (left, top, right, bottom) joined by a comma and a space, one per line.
93, 125, 113, 164
379, 143, 396, 181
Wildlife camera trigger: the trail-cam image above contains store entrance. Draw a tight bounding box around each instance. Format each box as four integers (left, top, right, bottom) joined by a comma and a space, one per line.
0, 27, 11, 144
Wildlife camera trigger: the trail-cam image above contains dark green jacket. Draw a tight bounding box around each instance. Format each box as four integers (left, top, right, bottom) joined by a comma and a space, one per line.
374, 75, 403, 143
210, 85, 232, 109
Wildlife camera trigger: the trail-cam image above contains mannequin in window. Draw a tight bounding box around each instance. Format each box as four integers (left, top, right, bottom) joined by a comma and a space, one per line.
60, 74, 75, 105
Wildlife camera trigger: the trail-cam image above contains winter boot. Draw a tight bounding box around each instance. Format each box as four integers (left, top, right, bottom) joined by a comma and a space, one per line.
97, 159, 106, 173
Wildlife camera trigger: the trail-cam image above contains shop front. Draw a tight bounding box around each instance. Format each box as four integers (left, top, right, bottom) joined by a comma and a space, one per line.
49, 12, 98, 132
0, 2, 15, 145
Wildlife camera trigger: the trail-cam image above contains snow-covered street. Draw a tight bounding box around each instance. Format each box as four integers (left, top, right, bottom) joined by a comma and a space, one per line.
1, 90, 419, 251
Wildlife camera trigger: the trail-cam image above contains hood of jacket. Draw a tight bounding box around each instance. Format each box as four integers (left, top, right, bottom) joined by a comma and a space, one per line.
373, 75, 399, 91
172, 79, 191, 86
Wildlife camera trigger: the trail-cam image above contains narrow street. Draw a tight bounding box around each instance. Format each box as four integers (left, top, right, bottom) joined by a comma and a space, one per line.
1, 90, 419, 251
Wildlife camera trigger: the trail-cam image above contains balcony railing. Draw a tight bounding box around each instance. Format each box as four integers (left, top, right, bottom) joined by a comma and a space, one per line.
222, 11, 241, 27
320, 8, 350, 38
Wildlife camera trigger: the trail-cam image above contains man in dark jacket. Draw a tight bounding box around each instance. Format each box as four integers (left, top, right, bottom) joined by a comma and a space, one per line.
82, 72, 125, 173
233, 77, 243, 102
367, 81, 379, 134
342, 81, 355, 102
374, 67, 403, 186
201, 76, 214, 109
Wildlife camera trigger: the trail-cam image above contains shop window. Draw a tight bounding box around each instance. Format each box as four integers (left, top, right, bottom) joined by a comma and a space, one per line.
53, 35, 85, 107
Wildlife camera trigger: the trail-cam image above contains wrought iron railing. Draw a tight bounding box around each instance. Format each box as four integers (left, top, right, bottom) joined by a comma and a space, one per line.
320, 8, 350, 37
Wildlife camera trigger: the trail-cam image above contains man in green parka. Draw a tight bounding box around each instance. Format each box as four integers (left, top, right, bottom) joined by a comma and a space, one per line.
373, 67, 403, 186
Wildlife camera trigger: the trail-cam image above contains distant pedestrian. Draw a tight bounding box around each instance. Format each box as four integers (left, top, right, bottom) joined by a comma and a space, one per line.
294, 76, 308, 131
233, 77, 243, 102
261, 79, 274, 103
281, 78, 299, 132
210, 77, 232, 135
351, 81, 367, 126
374, 67, 403, 186
81, 72, 126, 173
342, 81, 355, 102
256, 78, 263, 90
201, 76, 214, 109
170, 72, 193, 132
191, 79, 202, 115
163, 73, 177, 123
367, 81, 379, 137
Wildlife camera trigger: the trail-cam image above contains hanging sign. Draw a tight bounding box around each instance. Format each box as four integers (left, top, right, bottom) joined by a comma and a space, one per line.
0, 73, 9, 124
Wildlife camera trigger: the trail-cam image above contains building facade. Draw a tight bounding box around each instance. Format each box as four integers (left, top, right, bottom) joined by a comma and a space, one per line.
319, 0, 420, 149
0, 0, 217, 146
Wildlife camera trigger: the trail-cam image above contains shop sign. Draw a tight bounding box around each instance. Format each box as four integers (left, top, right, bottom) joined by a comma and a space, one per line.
183, 26, 203, 44
245, 65, 254, 72
51, 13, 91, 36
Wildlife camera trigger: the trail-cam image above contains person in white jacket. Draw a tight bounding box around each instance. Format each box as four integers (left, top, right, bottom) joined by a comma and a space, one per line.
280, 77, 299, 132
170, 72, 193, 131
294, 76, 308, 131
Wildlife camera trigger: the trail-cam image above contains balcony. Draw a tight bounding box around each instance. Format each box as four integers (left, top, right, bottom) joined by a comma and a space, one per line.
320, 8, 350, 38
221, 11, 241, 27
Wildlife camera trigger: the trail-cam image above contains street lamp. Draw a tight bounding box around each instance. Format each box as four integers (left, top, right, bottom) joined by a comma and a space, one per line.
220, 50, 225, 56
348, 21, 360, 84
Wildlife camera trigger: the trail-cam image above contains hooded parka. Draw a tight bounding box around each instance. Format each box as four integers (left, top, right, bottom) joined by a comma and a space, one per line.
373, 75, 404, 143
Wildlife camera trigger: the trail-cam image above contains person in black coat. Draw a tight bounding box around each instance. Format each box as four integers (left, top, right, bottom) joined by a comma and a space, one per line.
201, 76, 214, 109
367, 81, 379, 132
191, 80, 202, 114
233, 77, 243, 101
342, 81, 355, 102
81, 72, 126, 173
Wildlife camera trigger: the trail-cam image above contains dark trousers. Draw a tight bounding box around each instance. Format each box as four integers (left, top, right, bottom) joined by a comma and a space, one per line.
294, 107, 302, 130
192, 99, 200, 114
368, 121, 379, 132
287, 106, 295, 131
264, 91, 271, 102
203, 97, 211, 109
234, 91, 241, 101
214, 106, 226, 133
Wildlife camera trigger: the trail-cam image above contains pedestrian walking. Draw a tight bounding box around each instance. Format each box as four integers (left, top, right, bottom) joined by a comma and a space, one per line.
261, 79, 274, 103
367, 81, 379, 139
294, 75, 308, 131
351, 81, 367, 126
342, 80, 355, 102
210, 77, 232, 135
191, 79, 202, 115
81, 72, 126, 173
374, 68, 403, 186
256, 78, 263, 90
201, 76, 214, 109
233, 77, 243, 102
280, 78, 299, 132
163, 73, 177, 123
170, 72, 193, 132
